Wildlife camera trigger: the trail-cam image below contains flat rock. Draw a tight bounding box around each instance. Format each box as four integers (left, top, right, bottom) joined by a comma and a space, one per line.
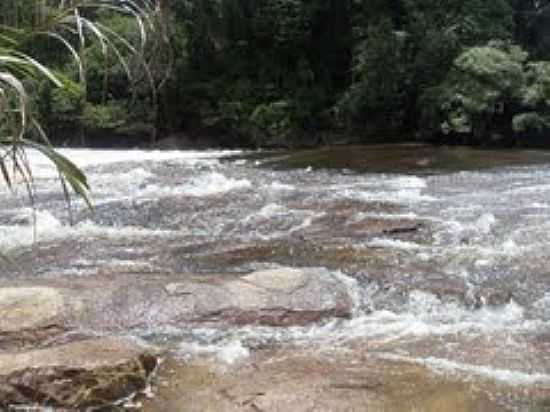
0, 267, 354, 335
164, 267, 353, 326
141, 350, 502, 412
0, 337, 157, 408
0, 287, 66, 349
239, 268, 308, 292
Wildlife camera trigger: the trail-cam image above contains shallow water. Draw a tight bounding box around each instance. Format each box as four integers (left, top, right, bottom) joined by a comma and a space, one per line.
2, 144, 550, 408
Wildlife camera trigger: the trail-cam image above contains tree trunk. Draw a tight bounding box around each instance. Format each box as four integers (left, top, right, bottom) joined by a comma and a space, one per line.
159, 0, 170, 43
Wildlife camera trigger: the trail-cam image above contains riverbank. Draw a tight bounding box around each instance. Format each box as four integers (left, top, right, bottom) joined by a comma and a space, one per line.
45, 124, 550, 151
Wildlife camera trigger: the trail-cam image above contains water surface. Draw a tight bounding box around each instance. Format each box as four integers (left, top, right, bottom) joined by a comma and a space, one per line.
2, 144, 550, 409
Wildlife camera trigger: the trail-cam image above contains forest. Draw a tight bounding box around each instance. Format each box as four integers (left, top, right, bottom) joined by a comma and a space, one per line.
3, 0, 550, 148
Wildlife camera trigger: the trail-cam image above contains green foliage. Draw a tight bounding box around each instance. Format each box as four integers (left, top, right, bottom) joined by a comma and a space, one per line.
446, 44, 526, 113
82, 103, 129, 131
0, 0, 162, 207
522, 62, 550, 107
338, 17, 406, 130
250, 100, 293, 134
6, 0, 550, 149
435, 42, 550, 138
332, 0, 519, 139
512, 112, 550, 132
50, 83, 86, 120
170, 0, 353, 144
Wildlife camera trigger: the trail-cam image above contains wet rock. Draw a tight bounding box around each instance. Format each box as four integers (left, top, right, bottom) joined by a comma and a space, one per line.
165, 267, 353, 326
142, 350, 501, 412
348, 218, 422, 237
465, 288, 514, 308
0, 337, 157, 408
177, 238, 394, 276
0, 287, 67, 349
28, 267, 353, 332
382, 222, 423, 235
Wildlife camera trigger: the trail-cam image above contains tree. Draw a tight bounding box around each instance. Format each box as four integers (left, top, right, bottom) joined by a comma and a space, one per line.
338, 17, 407, 133
434, 41, 550, 142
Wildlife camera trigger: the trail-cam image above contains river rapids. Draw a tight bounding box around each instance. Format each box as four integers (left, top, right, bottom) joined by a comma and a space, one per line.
1, 144, 550, 410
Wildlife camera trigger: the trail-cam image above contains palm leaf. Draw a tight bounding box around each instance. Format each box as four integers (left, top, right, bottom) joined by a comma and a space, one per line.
0, 0, 164, 214
24, 139, 93, 209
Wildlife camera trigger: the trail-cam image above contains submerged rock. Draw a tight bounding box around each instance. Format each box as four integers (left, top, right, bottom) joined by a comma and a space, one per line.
165, 267, 354, 326
0, 337, 157, 408
466, 288, 514, 308
0, 267, 353, 333
0, 287, 67, 349
141, 350, 502, 412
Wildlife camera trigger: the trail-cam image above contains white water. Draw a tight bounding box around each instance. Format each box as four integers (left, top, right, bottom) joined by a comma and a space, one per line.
0, 209, 176, 251
137, 172, 252, 199
381, 354, 550, 386
2, 148, 550, 389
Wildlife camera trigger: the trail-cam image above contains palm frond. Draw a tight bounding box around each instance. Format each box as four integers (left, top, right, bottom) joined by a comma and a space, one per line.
0, 0, 166, 209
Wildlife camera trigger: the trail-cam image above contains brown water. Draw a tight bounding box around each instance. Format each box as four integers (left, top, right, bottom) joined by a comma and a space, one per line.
248, 144, 550, 173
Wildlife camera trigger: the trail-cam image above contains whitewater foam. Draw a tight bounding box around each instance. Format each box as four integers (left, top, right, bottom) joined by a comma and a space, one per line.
473, 213, 497, 234
178, 340, 250, 365
139, 172, 251, 198
341, 188, 436, 204
269, 182, 296, 191
159, 289, 542, 358
382, 354, 550, 386
0, 209, 175, 251
366, 238, 425, 251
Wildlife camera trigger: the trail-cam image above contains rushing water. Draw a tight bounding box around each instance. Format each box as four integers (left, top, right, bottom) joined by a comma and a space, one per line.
2, 145, 550, 405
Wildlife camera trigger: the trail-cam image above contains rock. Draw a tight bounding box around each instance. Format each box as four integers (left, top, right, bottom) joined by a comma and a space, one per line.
0, 337, 157, 408
240, 267, 308, 292
382, 223, 423, 235
465, 287, 514, 308
164, 267, 353, 326
347, 218, 422, 237
141, 350, 500, 412
0, 268, 353, 336
0, 287, 66, 349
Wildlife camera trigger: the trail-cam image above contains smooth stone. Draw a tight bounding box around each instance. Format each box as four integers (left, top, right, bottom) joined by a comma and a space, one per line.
0, 267, 353, 335
0, 287, 63, 332
0, 287, 66, 349
164, 267, 353, 326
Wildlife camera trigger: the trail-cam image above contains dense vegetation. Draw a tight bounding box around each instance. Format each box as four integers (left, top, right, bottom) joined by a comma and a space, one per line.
0, 1, 166, 203
4, 0, 550, 148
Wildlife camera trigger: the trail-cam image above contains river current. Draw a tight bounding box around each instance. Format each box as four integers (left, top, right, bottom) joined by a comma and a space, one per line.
1, 145, 550, 407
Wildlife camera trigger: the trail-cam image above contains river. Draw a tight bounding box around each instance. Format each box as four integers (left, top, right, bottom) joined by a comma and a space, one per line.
1, 144, 550, 410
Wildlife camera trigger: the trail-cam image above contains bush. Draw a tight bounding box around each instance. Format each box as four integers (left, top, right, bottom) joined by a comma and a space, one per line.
82, 103, 129, 131
434, 42, 550, 139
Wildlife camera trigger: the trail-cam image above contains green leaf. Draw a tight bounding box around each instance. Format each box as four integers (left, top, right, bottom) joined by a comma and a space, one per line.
23, 140, 93, 210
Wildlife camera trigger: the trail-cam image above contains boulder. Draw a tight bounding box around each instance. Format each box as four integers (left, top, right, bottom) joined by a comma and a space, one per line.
164, 267, 354, 326
0, 287, 66, 349
0, 337, 157, 408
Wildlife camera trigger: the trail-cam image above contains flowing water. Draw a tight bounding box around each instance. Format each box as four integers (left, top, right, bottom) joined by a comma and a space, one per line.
2, 144, 550, 409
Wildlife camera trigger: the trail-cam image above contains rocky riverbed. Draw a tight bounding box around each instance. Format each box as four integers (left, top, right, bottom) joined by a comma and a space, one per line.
1, 145, 550, 410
